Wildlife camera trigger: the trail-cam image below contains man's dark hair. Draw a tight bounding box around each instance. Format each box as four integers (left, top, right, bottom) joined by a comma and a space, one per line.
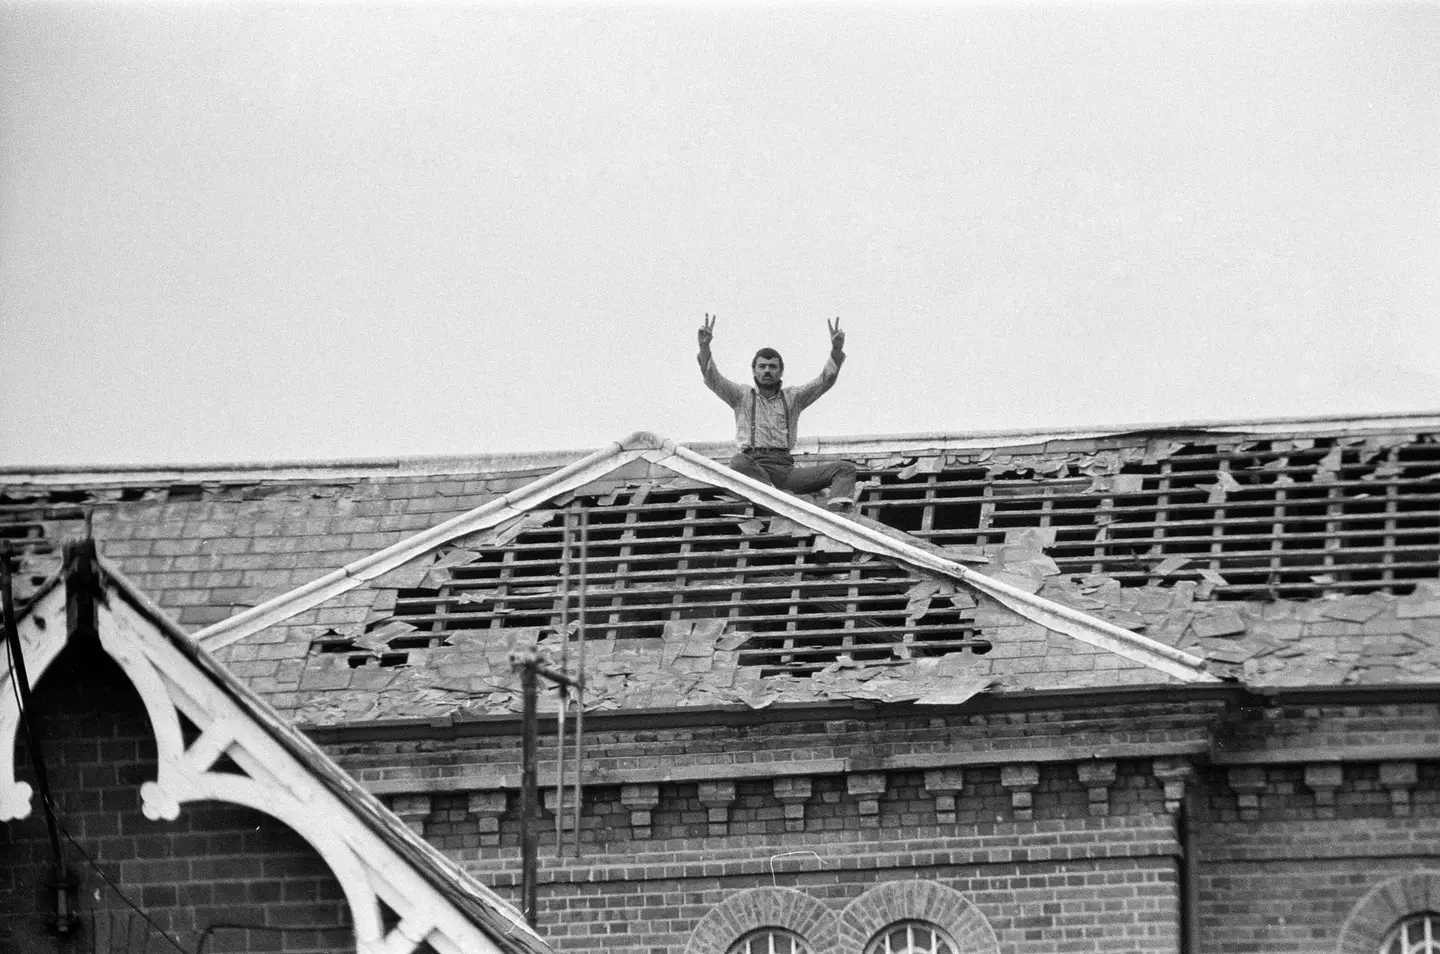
752, 348, 784, 371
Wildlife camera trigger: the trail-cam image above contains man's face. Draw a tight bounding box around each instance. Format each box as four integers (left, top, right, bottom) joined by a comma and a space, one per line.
752, 357, 783, 387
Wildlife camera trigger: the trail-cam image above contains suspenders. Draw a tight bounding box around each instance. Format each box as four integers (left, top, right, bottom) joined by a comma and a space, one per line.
749, 389, 792, 451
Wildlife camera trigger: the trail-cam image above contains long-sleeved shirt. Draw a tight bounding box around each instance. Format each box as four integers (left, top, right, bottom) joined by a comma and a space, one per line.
699, 350, 845, 450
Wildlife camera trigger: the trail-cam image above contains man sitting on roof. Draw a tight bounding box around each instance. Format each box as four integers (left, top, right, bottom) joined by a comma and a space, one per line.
697, 313, 859, 513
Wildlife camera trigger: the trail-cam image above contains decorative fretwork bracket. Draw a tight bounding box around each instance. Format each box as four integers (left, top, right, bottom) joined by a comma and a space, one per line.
1, 580, 533, 954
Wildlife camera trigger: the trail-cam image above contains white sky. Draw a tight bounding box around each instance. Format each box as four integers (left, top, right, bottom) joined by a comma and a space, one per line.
2, 0, 1437, 468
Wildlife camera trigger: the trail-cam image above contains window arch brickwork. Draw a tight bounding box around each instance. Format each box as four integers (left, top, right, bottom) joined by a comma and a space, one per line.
1337, 871, 1440, 954
839, 881, 998, 954
686, 887, 838, 954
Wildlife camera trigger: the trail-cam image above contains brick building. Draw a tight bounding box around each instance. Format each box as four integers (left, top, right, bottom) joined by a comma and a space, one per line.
3, 414, 1439, 953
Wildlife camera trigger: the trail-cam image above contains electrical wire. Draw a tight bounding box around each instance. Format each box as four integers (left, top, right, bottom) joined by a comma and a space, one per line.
2, 566, 335, 954
55, 822, 189, 954
4, 623, 186, 952
29, 697, 345, 954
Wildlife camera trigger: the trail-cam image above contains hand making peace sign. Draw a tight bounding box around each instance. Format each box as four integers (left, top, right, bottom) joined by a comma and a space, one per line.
828, 316, 845, 351
698, 313, 717, 349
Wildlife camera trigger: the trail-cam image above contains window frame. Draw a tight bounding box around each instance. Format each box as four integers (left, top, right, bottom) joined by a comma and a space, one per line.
864, 919, 959, 954
726, 927, 811, 954
1383, 913, 1440, 954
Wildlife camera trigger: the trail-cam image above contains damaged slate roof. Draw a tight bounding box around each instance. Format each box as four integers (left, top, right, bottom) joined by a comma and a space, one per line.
3, 413, 1440, 724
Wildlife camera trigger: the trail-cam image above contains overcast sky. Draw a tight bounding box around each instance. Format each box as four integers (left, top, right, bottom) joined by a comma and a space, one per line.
2, 0, 1437, 468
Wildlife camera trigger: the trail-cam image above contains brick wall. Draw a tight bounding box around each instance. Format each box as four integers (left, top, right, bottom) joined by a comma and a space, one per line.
340, 703, 1191, 953
507, 855, 1180, 953
7, 635, 1439, 953
1194, 761, 1440, 953
0, 641, 353, 954
327, 701, 1440, 954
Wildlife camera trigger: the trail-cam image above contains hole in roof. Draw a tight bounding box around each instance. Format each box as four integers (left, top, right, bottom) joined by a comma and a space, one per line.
387, 636, 435, 651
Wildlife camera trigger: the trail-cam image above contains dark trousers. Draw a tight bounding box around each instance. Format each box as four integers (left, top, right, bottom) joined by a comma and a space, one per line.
728, 449, 858, 500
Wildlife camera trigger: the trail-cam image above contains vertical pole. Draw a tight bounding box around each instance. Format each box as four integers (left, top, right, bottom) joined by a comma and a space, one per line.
571, 508, 588, 857
519, 657, 539, 928
1180, 786, 1200, 954
554, 512, 571, 857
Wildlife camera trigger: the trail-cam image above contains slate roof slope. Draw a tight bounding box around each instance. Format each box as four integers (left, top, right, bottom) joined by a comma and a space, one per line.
5, 545, 550, 954
3, 413, 1439, 714
176, 433, 1218, 725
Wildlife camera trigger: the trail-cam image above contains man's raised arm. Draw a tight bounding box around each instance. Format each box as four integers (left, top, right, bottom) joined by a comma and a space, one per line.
791, 317, 847, 411
827, 316, 846, 366
697, 313, 715, 370
697, 313, 743, 405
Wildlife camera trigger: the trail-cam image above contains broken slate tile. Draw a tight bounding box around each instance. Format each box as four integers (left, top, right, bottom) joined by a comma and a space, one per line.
369, 559, 433, 590
1153, 555, 1191, 577
1396, 600, 1440, 619
1320, 596, 1387, 623
767, 516, 814, 537
298, 656, 354, 691
1191, 608, 1247, 639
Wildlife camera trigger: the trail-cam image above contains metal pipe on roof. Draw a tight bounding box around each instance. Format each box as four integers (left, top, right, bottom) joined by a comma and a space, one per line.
554, 510, 572, 857
572, 507, 588, 858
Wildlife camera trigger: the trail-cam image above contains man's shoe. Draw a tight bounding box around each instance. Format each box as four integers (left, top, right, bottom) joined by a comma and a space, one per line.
827, 497, 855, 514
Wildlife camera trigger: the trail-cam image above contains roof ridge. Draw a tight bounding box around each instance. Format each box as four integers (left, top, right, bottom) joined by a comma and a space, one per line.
5, 409, 1437, 481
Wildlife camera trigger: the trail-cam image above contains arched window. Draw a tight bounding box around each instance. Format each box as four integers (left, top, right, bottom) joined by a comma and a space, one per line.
1384, 914, 1440, 954
728, 928, 810, 954
866, 921, 958, 954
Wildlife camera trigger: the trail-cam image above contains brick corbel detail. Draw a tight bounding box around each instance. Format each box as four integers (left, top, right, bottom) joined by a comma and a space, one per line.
1227, 766, 1267, 821
543, 788, 578, 831
1302, 764, 1344, 819
1000, 764, 1040, 822
1379, 761, 1418, 817
847, 773, 887, 826
922, 769, 965, 825
621, 783, 660, 838
772, 777, 812, 833
389, 794, 431, 837
1152, 758, 1195, 815
1075, 760, 1117, 817
467, 791, 507, 847
698, 780, 737, 836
